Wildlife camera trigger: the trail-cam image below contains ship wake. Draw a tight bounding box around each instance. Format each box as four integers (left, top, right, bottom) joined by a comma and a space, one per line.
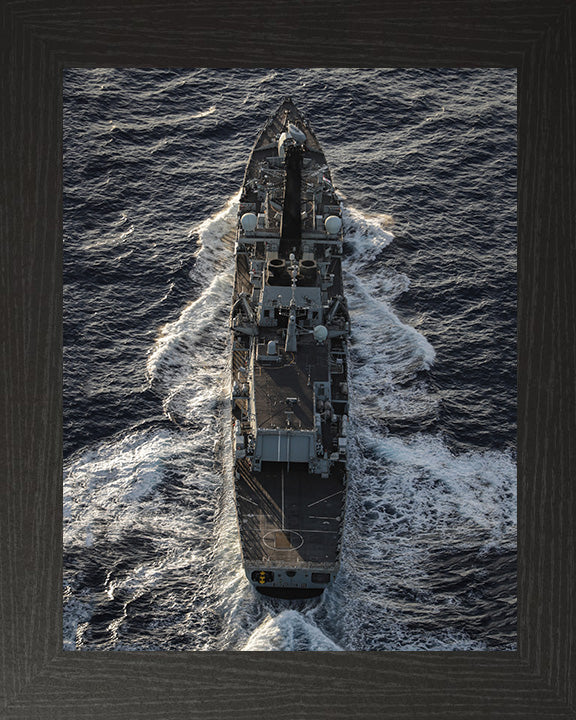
64, 196, 516, 651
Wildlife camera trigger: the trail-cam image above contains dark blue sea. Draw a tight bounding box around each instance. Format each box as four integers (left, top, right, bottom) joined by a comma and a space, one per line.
63, 68, 517, 651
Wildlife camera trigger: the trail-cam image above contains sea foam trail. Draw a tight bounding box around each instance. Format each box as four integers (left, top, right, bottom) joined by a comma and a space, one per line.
359, 433, 517, 538
63, 426, 224, 650
64, 198, 515, 651
188, 191, 239, 278
342, 209, 436, 430
241, 610, 343, 651
64, 200, 241, 650
146, 193, 238, 421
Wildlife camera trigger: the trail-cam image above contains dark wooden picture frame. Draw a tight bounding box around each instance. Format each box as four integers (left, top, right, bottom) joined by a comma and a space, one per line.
1, 0, 574, 717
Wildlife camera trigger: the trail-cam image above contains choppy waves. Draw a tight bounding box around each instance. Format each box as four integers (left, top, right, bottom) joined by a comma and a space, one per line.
64, 196, 515, 651
64, 68, 516, 651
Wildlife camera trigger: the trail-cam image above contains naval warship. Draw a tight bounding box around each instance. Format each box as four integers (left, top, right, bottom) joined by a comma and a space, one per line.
230, 98, 350, 598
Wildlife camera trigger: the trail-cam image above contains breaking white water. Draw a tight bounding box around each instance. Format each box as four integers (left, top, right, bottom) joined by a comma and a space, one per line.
63, 196, 516, 652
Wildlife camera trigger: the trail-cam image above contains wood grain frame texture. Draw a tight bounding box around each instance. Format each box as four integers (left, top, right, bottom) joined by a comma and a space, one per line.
0, 0, 574, 718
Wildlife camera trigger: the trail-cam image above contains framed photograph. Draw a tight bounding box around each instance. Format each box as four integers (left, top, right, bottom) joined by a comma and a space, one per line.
62, 68, 516, 653
2, 1, 574, 717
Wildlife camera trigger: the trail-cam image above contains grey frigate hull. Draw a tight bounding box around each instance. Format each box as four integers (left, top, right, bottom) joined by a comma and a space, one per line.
230, 98, 350, 598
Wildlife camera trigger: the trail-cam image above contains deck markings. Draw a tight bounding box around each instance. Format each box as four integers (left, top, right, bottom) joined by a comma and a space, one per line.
298, 529, 339, 534
281, 464, 285, 530
307, 489, 344, 508
236, 493, 258, 506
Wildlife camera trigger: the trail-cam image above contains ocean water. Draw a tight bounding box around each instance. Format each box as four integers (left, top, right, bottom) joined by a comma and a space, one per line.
63, 68, 517, 651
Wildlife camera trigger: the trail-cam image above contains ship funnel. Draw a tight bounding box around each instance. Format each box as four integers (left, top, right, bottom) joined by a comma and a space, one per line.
298, 259, 317, 283
267, 257, 289, 284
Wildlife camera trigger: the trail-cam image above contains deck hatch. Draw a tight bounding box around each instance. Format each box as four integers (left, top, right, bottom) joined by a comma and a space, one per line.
256, 431, 314, 463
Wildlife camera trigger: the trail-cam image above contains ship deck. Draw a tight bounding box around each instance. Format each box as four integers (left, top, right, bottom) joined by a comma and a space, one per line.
235, 460, 346, 568
253, 335, 329, 431
244, 99, 327, 187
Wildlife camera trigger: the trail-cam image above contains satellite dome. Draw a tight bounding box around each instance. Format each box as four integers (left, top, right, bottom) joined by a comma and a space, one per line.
288, 123, 306, 144
324, 215, 342, 235
313, 325, 328, 342
240, 213, 258, 232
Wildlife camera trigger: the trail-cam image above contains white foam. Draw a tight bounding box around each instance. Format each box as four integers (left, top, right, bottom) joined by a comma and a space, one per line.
241, 610, 343, 651
64, 196, 248, 649
64, 428, 185, 547
344, 268, 436, 426
63, 423, 229, 650
342, 205, 395, 266
144, 195, 239, 422
146, 273, 232, 420
347, 271, 435, 369
342, 204, 435, 394
191, 105, 216, 120
188, 192, 239, 280
366, 433, 516, 536
64, 197, 516, 651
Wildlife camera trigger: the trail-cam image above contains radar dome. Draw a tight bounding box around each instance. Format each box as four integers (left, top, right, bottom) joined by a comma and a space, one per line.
288, 123, 306, 144
313, 325, 328, 342
240, 213, 258, 232
324, 215, 342, 235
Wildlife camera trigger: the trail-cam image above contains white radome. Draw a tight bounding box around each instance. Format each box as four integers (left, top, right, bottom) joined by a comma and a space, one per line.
240, 212, 258, 232
288, 123, 306, 144
324, 215, 342, 235
313, 325, 328, 342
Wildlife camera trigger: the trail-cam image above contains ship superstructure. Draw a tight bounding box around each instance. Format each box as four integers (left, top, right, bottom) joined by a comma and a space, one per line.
230, 98, 350, 597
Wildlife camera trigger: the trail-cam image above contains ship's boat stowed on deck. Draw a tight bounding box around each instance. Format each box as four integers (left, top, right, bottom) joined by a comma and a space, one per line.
230, 98, 350, 598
